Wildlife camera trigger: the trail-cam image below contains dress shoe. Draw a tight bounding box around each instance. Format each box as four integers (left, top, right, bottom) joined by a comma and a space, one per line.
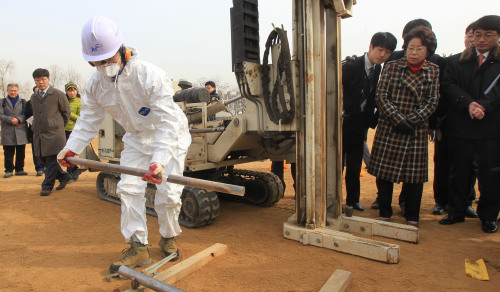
481, 220, 497, 233
348, 202, 364, 211
439, 215, 465, 225
371, 198, 379, 209
36, 170, 44, 176
40, 189, 51, 196
432, 203, 445, 215
4, 172, 13, 178
378, 217, 390, 222
15, 171, 28, 176
55, 177, 73, 191
465, 206, 478, 218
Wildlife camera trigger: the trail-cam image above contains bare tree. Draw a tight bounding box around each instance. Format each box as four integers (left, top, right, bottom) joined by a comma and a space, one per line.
0, 59, 15, 97
48, 65, 64, 90
195, 76, 231, 95
62, 66, 86, 92
19, 81, 35, 100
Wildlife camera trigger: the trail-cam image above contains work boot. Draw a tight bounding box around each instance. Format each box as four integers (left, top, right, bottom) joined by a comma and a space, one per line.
109, 242, 151, 274
159, 237, 180, 261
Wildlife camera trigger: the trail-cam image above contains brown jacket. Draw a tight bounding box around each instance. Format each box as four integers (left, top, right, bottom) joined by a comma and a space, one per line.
30, 86, 70, 157
368, 58, 440, 183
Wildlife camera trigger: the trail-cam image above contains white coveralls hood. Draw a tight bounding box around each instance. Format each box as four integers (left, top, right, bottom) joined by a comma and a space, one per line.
65, 47, 191, 243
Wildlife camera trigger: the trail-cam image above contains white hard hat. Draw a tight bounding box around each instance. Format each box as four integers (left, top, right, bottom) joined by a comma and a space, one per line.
81, 15, 124, 62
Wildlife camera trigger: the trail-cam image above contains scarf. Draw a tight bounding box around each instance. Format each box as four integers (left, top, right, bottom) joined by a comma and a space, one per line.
408, 60, 425, 74
9, 95, 20, 108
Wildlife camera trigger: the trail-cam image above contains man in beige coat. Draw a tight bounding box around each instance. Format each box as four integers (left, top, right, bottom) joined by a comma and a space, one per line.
31, 68, 72, 196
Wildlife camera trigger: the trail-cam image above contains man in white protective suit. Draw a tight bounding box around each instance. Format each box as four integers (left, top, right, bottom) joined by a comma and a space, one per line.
57, 15, 191, 274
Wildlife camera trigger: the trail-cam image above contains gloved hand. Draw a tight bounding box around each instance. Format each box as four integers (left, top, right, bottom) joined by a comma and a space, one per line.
57, 148, 76, 167
142, 163, 163, 184
393, 119, 416, 136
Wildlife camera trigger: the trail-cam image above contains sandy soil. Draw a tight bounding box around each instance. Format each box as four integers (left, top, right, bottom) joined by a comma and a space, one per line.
1, 130, 499, 292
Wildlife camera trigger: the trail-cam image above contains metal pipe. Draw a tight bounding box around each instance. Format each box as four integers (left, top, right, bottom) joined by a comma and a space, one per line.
118, 265, 184, 292
64, 157, 245, 196
189, 127, 225, 134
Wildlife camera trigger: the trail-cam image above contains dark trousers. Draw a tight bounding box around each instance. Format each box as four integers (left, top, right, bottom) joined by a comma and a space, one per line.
40, 155, 71, 190
271, 160, 296, 192
448, 137, 500, 221
31, 143, 44, 171
342, 129, 366, 205
433, 135, 476, 206
3, 145, 26, 173
377, 178, 423, 222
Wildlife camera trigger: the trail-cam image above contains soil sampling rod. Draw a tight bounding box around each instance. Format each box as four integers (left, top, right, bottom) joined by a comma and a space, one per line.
64, 157, 245, 196
118, 265, 184, 292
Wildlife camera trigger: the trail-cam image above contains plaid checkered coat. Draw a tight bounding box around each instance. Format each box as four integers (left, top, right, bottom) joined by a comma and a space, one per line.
367, 58, 440, 183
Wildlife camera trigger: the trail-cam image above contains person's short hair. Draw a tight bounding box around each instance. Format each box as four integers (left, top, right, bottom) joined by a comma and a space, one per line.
402, 19, 432, 38
474, 15, 500, 34
205, 81, 216, 89
7, 83, 19, 89
32, 68, 50, 79
32, 86, 38, 92
403, 27, 437, 57
370, 32, 397, 52
465, 21, 475, 34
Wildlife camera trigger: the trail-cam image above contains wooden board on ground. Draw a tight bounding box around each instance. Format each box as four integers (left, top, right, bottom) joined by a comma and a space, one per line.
319, 269, 352, 292
143, 243, 228, 291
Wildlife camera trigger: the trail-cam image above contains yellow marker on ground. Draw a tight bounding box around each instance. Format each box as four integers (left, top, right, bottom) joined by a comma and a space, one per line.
465, 259, 489, 281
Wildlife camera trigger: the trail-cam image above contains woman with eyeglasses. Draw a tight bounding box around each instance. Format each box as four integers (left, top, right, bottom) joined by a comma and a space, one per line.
367, 27, 440, 227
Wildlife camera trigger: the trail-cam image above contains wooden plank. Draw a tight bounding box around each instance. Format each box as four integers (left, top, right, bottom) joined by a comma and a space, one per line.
283, 222, 399, 263
145, 243, 228, 290
338, 216, 419, 243
319, 269, 352, 292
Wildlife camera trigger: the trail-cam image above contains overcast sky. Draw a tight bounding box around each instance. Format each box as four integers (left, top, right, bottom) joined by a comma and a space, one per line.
1, 0, 498, 93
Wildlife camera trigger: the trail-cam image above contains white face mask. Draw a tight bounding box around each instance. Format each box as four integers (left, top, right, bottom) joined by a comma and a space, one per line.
97, 62, 121, 78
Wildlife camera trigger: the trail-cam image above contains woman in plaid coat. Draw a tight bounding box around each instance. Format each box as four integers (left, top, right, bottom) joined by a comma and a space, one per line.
368, 27, 440, 225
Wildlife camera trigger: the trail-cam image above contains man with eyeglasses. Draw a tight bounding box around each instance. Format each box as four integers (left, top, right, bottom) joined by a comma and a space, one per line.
440, 15, 500, 233
57, 15, 191, 274
30, 68, 72, 196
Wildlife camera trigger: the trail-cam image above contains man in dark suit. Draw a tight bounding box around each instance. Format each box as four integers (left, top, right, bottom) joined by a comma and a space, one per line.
31, 68, 72, 196
342, 32, 397, 211
440, 15, 500, 233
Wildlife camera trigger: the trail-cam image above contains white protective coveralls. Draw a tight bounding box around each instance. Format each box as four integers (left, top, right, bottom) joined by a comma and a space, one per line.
65, 47, 191, 244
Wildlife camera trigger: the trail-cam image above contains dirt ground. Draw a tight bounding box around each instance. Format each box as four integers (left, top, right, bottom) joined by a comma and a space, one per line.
1, 130, 499, 292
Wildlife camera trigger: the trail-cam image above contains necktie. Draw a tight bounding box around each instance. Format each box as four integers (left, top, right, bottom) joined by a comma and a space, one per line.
478, 55, 485, 68
368, 66, 375, 80
39, 90, 44, 98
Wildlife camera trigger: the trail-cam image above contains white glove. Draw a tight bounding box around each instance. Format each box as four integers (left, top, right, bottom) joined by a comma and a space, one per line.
57, 148, 76, 167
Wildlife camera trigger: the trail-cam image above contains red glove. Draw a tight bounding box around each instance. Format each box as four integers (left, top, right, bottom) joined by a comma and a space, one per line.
57, 148, 76, 167
142, 163, 163, 184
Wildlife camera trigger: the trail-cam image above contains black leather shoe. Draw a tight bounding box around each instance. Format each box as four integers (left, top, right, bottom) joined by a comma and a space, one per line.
432, 204, 445, 215
348, 203, 364, 211
439, 215, 465, 225
56, 177, 72, 191
40, 189, 51, 196
465, 206, 478, 218
15, 171, 28, 176
371, 198, 379, 209
481, 220, 498, 233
